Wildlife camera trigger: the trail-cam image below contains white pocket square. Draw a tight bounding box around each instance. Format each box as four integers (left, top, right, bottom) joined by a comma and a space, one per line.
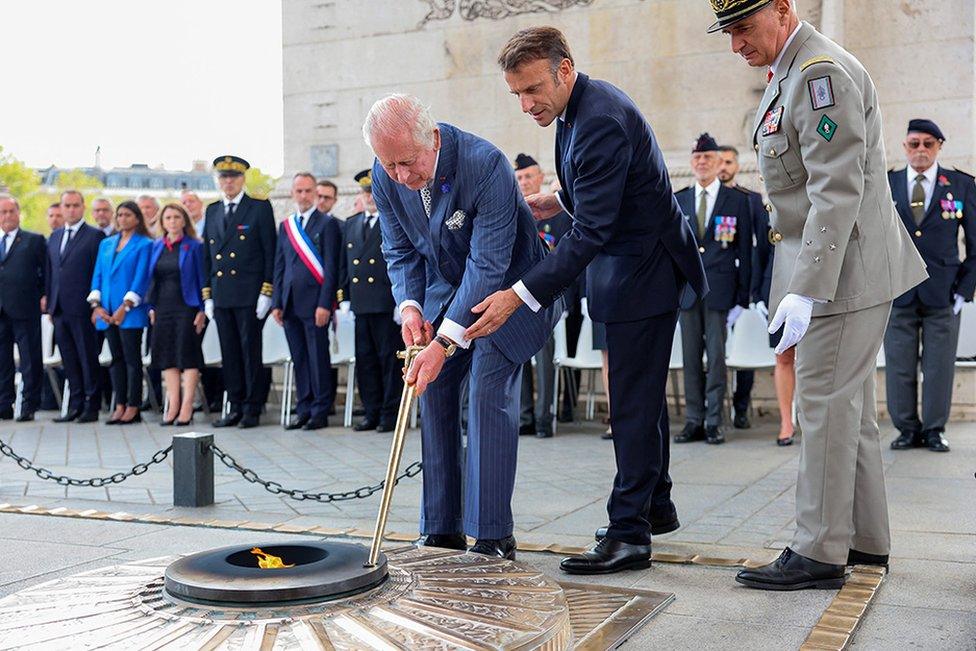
446, 210, 467, 230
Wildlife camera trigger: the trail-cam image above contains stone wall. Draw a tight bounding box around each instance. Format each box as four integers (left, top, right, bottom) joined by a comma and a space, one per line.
281, 0, 975, 202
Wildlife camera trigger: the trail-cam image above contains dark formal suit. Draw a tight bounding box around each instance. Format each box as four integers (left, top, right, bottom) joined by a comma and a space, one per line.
273, 209, 342, 421
732, 186, 768, 416
0, 229, 46, 414
202, 194, 277, 416
372, 123, 561, 539
516, 73, 707, 546
46, 222, 105, 413
674, 182, 752, 427
885, 165, 976, 434
339, 209, 403, 426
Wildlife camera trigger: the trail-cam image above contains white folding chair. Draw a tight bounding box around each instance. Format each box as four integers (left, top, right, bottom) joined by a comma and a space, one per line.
669, 321, 683, 415
40, 316, 68, 415
262, 319, 293, 426
97, 337, 115, 411
13, 343, 22, 419
726, 307, 776, 419
552, 301, 604, 431
956, 302, 976, 368
331, 311, 357, 428
201, 323, 227, 416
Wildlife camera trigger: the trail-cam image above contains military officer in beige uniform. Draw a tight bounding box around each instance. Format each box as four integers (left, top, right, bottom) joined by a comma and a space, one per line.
708, 0, 927, 590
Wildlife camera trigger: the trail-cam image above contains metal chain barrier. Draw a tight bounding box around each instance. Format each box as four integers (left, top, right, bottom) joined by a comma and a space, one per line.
0, 439, 172, 488
210, 443, 422, 503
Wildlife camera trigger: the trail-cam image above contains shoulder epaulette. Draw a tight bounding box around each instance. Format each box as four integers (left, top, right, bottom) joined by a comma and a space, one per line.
951, 166, 975, 179
800, 55, 835, 71
730, 185, 752, 196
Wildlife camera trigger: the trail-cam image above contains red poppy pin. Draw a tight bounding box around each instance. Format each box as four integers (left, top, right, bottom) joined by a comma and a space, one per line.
938, 175, 951, 187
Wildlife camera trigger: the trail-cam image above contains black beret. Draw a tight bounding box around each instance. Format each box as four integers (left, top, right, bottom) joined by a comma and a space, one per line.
514, 153, 539, 170
692, 133, 720, 153
907, 119, 945, 142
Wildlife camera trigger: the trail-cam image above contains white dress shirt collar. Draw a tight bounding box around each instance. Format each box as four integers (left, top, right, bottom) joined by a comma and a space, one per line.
770, 22, 803, 76
223, 190, 245, 207
1, 228, 18, 243
908, 162, 939, 210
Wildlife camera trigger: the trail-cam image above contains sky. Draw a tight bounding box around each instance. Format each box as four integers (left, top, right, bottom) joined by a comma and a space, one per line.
0, 0, 284, 175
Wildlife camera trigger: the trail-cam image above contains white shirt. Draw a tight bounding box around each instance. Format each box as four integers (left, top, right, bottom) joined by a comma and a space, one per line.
769, 22, 803, 76
696, 177, 722, 223
194, 215, 206, 238
223, 190, 245, 211
59, 221, 83, 255
365, 212, 378, 229
907, 163, 938, 212
1, 228, 18, 256
295, 205, 315, 228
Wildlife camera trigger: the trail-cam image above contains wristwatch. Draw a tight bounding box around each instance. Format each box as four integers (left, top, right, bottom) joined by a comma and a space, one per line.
433, 335, 457, 358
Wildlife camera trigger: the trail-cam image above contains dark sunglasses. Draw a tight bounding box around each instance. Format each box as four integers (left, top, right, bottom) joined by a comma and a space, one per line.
906, 140, 939, 150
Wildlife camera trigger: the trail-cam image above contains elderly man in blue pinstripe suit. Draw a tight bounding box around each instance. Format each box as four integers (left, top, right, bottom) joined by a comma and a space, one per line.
364, 94, 561, 560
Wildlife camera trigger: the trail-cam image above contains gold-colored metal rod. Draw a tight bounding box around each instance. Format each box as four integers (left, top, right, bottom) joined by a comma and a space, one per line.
367, 345, 423, 567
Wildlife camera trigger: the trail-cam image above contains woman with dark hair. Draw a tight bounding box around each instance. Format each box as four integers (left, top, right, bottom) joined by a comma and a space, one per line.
147, 203, 206, 426
88, 201, 153, 424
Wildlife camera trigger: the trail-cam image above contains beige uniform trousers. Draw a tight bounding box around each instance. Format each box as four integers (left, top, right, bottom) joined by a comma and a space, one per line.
792, 301, 892, 565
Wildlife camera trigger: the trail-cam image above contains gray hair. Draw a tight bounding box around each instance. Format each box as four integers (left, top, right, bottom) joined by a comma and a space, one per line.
0, 194, 19, 211
136, 194, 160, 207
91, 197, 113, 208
362, 94, 437, 151
293, 171, 317, 184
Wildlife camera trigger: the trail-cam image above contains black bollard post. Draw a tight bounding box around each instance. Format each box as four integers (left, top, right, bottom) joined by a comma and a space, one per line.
172, 432, 214, 507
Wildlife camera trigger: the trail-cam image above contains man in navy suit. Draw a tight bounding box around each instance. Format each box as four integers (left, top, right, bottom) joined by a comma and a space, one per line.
886, 119, 976, 453
46, 190, 105, 422
363, 94, 561, 560
673, 134, 752, 445
470, 27, 707, 574
272, 172, 342, 431
0, 196, 46, 422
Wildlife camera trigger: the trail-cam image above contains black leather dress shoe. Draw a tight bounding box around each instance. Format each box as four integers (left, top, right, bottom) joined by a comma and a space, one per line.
302, 416, 329, 431
923, 429, 950, 452
847, 549, 889, 571
890, 429, 923, 450
705, 425, 726, 445
15, 412, 34, 422
673, 423, 705, 443
470, 535, 517, 561
0, 408, 13, 420
560, 537, 651, 575
285, 415, 309, 430
353, 418, 378, 432
733, 410, 751, 429
519, 423, 536, 436
735, 547, 845, 590
213, 412, 242, 428
536, 429, 553, 439
238, 414, 259, 429
595, 511, 680, 541
418, 533, 467, 551
54, 410, 82, 423
376, 421, 395, 433
76, 411, 99, 423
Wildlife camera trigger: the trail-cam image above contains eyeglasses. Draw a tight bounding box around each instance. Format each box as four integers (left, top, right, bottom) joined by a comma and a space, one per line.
906, 140, 939, 150
317, 194, 335, 201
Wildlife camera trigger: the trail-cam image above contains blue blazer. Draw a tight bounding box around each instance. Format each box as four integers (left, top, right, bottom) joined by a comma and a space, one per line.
520, 73, 708, 323
147, 237, 206, 311
90, 233, 153, 330
675, 184, 753, 311
46, 223, 105, 318
272, 210, 342, 319
372, 123, 561, 365
890, 166, 976, 308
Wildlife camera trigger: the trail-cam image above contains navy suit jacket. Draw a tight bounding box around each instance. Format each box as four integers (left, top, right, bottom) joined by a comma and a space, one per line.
272, 209, 342, 319
372, 123, 560, 365
0, 230, 46, 320
147, 237, 207, 311
46, 222, 105, 318
202, 194, 277, 308
519, 73, 707, 323
890, 166, 976, 307
675, 184, 753, 311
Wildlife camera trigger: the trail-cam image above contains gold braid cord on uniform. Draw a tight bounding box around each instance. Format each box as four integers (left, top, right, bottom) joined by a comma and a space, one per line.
260, 282, 274, 297
201, 287, 212, 301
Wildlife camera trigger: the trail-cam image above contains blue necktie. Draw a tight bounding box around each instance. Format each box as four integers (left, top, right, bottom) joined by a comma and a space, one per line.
0, 234, 7, 263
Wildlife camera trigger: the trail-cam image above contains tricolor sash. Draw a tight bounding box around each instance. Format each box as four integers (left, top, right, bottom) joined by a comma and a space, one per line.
283, 215, 324, 285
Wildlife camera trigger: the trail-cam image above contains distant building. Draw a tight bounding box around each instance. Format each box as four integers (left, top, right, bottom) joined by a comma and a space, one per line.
37, 160, 219, 199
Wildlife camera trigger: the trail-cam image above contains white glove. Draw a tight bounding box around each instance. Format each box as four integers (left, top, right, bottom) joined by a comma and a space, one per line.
953, 293, 965, 316
768, 293, 815, 355
204, 299, 215, 320
339, 301, 351, 314
755, 300, 769, 321
256, 295, 273, 320
727, 305, 744, 328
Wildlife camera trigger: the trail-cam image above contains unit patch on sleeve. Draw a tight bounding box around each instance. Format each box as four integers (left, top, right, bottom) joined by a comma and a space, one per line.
808, 76, 835, 110
816, 115, 838, 142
